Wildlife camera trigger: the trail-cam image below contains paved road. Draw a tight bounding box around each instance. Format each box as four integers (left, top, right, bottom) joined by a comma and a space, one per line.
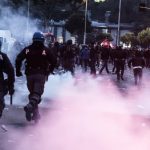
1, 67, 150, 150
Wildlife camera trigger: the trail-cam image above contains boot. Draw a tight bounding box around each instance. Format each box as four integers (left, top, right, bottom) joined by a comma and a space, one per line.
24, 103, 33, 121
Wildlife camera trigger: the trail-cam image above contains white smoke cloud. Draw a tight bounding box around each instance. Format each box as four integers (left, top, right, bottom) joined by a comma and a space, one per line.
0, 2, 40, 43
0, 8, 38, 42
0, 2, 41, 64
4, 73, 150, 150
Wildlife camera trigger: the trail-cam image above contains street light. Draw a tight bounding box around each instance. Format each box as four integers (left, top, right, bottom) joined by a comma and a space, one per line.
94, 0, 105, 2
26, 0, 30, 35
116, 0, 122, 46
83, 0, 106, 44
83, 0, 88, 44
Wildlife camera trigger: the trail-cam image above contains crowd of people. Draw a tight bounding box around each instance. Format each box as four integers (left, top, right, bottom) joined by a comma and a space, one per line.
48, 39, 147, 85
0, 32, 149, 123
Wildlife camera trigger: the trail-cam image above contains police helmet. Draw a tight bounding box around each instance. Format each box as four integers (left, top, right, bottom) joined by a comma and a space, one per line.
33, 32, 44, 42
67, 39, 72, 45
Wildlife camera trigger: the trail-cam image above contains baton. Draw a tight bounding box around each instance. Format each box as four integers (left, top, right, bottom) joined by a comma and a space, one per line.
10, 95, 13, 105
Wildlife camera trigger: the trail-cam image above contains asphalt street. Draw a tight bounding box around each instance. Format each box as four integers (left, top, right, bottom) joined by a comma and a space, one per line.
1, 66, 150, 150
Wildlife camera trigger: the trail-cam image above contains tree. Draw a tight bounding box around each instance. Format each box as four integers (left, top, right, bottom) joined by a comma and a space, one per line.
25, 0, 86, 30
121, 32, 138, 47
65, 13, 92, 44
137, 28, 150, 48
65, 13, 92, 38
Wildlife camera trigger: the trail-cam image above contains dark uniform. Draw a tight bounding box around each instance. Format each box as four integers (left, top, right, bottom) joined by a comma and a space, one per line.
99, 46, 110, 74
15, 32, 56, 122
0, 41, 15, 118
89, 43, 97, 75
63, 40, 75, 75
80, 45, 90, 72
111, 49, 117, 73
144, 50, 150, 68
128, 51, 145, 85
115, 46, 126, 81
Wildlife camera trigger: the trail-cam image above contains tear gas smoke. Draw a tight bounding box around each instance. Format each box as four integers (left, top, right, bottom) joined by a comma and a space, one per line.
6, 73, 150, 150
0, 2, 40, 65
0, 5, 39, 42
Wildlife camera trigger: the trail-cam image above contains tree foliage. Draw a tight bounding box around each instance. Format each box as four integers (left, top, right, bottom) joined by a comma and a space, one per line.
120, 28, 150, 48
137, 28, 150, 48
121, 32, 138, 47
7, 0, 150, 26
4, 0, 150, 34
65, 13, 92, 35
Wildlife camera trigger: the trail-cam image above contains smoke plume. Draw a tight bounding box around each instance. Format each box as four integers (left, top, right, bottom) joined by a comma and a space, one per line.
5, 73, 150, 150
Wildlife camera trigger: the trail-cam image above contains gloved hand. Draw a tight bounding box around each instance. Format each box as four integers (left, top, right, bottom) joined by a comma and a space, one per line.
16, 71, 23, 77
8, 88, 15, 95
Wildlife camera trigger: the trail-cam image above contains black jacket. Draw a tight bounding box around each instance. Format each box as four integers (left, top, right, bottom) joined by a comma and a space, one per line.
100, 47, 110, 60
89, 46, 97, 61
16, 42, 56, 76
128, 57, 145, 69
0, 52, 15, 89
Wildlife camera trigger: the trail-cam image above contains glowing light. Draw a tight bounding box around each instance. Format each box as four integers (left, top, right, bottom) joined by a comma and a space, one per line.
94, 0, 106, 3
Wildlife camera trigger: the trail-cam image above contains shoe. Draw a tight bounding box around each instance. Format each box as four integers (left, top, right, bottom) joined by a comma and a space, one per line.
121, 76, 124, 80
24, 104, 33, 122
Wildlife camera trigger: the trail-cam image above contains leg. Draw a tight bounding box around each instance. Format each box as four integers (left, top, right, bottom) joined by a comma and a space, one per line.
24, 75, 35, 121
99, 60, 105, 74
112, 60, 116, 73
0, 82, 5, 118
90, 61, 96, 75
138, 69, 143, 85
25, 74, 45, 121
105, 60, 110, 74
120, 65, 125, 80
0, 95, 5, 118
116, 65, 120, 81
133, 69, 138, 85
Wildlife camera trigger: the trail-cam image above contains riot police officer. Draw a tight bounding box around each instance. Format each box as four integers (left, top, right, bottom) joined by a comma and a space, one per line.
115, 46, 127, 81
99, 45, 110, 74
0, 41, 15, 118
15, 32, 56, 122
89, 42, 97, 75
62, 40, 75, 75
128, 50, 145, 85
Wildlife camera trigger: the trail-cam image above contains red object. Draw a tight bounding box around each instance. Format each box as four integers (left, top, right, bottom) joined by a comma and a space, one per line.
101, 39, 114, 48
101, 39, 110, 48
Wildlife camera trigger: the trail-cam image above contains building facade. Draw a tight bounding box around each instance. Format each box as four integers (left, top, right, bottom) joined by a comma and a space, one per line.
48, 20, 134, 44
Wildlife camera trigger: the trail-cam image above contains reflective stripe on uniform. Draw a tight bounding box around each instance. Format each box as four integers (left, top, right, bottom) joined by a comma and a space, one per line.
26, 49, 30, 54
133, 66, 142, 69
